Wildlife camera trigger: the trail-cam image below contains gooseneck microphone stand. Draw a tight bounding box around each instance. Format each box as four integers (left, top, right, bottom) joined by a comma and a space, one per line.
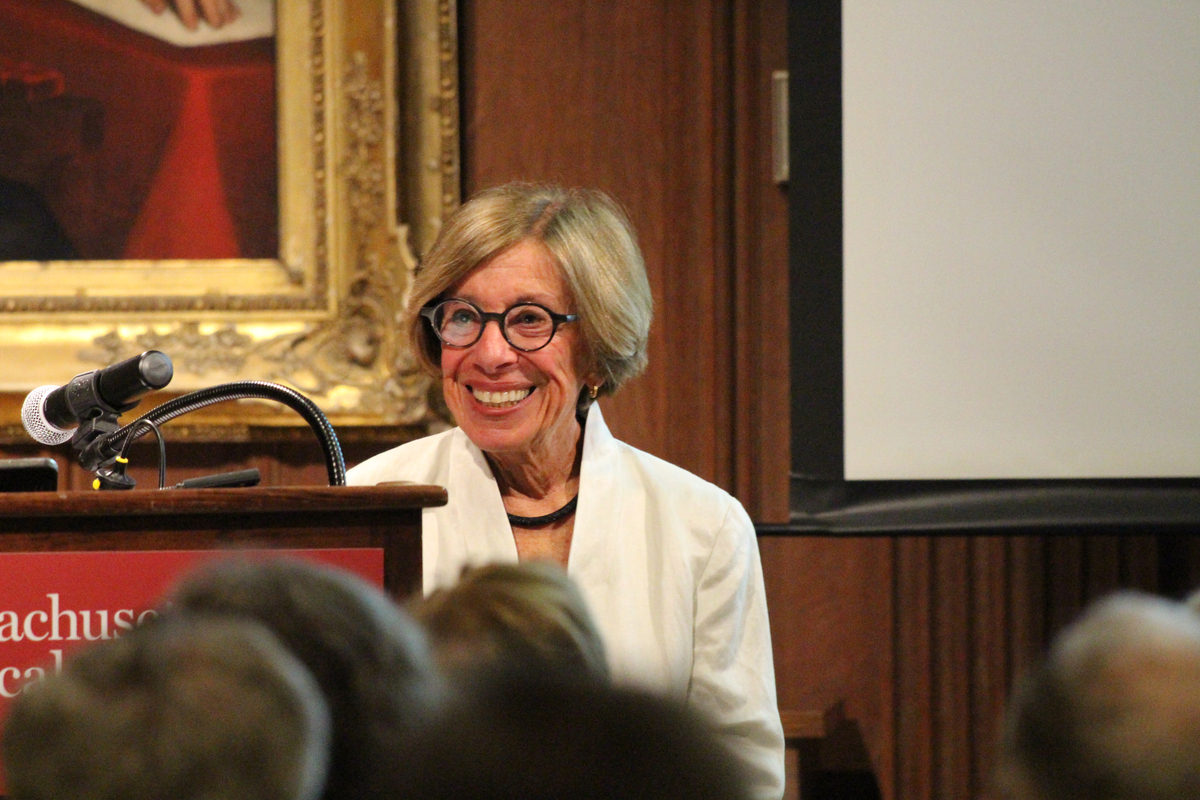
78, 381, 346, 489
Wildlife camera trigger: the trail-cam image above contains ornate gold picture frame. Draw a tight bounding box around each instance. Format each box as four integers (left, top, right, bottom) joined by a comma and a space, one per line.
0, 0, 458, 438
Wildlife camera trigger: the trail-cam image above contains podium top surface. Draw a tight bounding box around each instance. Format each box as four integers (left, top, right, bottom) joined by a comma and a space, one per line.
0, 484, 448, 522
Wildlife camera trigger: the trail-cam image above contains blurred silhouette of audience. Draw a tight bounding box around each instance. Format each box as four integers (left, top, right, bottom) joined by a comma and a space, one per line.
4, 556, 758, 800
395, 669, 754, 800
400, 561, 752, 798
2, 615, 329, 800
994, 590, 1200, 800
410, 560, 609, 684
157, 556, 438, 800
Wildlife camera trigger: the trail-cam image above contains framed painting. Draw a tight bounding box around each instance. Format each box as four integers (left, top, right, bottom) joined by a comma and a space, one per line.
0, 0, 458, 438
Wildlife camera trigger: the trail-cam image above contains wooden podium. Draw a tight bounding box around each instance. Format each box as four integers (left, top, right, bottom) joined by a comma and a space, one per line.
0, 484, 446, 598
0, 483, 446, 783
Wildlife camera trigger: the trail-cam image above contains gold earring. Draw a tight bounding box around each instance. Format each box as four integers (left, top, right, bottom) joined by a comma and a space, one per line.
588, 385, 599, 400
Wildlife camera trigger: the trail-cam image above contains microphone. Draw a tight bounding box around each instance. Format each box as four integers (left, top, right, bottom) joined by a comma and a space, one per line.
21, 351, 174, 445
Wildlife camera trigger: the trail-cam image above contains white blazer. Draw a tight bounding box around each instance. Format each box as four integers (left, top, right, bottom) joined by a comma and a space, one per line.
348, 405, 785, 799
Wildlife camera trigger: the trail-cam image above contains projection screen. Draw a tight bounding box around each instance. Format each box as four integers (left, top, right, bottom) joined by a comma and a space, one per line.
841, 1, 1200, 480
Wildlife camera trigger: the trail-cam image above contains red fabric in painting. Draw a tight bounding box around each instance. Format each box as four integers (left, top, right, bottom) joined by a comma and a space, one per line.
0, 0, 276, 259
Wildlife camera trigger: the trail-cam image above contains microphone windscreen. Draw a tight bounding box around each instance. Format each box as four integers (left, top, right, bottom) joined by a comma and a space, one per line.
21, 386, 74, 445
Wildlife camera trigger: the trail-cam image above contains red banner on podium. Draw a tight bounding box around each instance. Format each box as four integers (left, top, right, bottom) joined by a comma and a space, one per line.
0, 547, 383, 724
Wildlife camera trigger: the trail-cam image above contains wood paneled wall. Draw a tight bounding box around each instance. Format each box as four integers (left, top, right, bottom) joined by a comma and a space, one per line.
759, 530, 1194, 800
460, 0, 790, 521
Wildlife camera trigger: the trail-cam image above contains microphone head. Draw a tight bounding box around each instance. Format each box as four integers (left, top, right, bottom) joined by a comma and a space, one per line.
22, 385, 75, 445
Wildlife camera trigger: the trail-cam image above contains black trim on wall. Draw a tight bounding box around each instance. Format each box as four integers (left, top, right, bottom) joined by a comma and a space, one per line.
766, 477, 1200, 533
788, 0, 843, 483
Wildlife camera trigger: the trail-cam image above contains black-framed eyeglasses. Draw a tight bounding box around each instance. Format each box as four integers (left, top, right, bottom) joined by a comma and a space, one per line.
420, 298, 579, 352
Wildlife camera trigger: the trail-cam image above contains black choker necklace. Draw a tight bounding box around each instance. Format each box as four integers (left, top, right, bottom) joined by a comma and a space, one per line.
506, 494, 579, 528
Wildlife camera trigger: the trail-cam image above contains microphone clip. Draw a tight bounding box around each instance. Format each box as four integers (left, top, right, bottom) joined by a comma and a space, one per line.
92, 458, 136, 491
72, 411, 126, 476
70, 412, 139, 489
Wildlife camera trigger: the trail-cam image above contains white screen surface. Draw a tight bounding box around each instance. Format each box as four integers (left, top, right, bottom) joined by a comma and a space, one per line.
842, 1, 1200, 480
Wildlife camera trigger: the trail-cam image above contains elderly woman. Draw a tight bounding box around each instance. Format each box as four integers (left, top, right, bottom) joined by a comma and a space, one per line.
348, 182, 784, 798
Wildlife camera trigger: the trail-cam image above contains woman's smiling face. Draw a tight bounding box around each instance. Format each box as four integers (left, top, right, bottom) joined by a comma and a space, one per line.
439, 239, 591, 461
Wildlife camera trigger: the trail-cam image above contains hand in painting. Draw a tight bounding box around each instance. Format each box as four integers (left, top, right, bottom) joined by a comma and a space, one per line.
137, 0, 242, 30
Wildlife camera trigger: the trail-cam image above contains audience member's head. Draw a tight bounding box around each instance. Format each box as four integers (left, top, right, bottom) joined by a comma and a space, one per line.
2, 615, 329, 800
410, 560, 609, 683
394, 670, 752, 800
1183, 587, 1200, 618
994, 590, 1200, 800
158, 556, 437, 800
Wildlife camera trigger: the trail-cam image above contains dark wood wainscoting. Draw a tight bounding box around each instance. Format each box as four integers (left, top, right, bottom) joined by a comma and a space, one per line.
759, 528, 1200, 800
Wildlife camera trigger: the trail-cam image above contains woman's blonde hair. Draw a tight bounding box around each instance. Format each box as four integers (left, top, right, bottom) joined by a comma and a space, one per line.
408, 182, 652, 396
